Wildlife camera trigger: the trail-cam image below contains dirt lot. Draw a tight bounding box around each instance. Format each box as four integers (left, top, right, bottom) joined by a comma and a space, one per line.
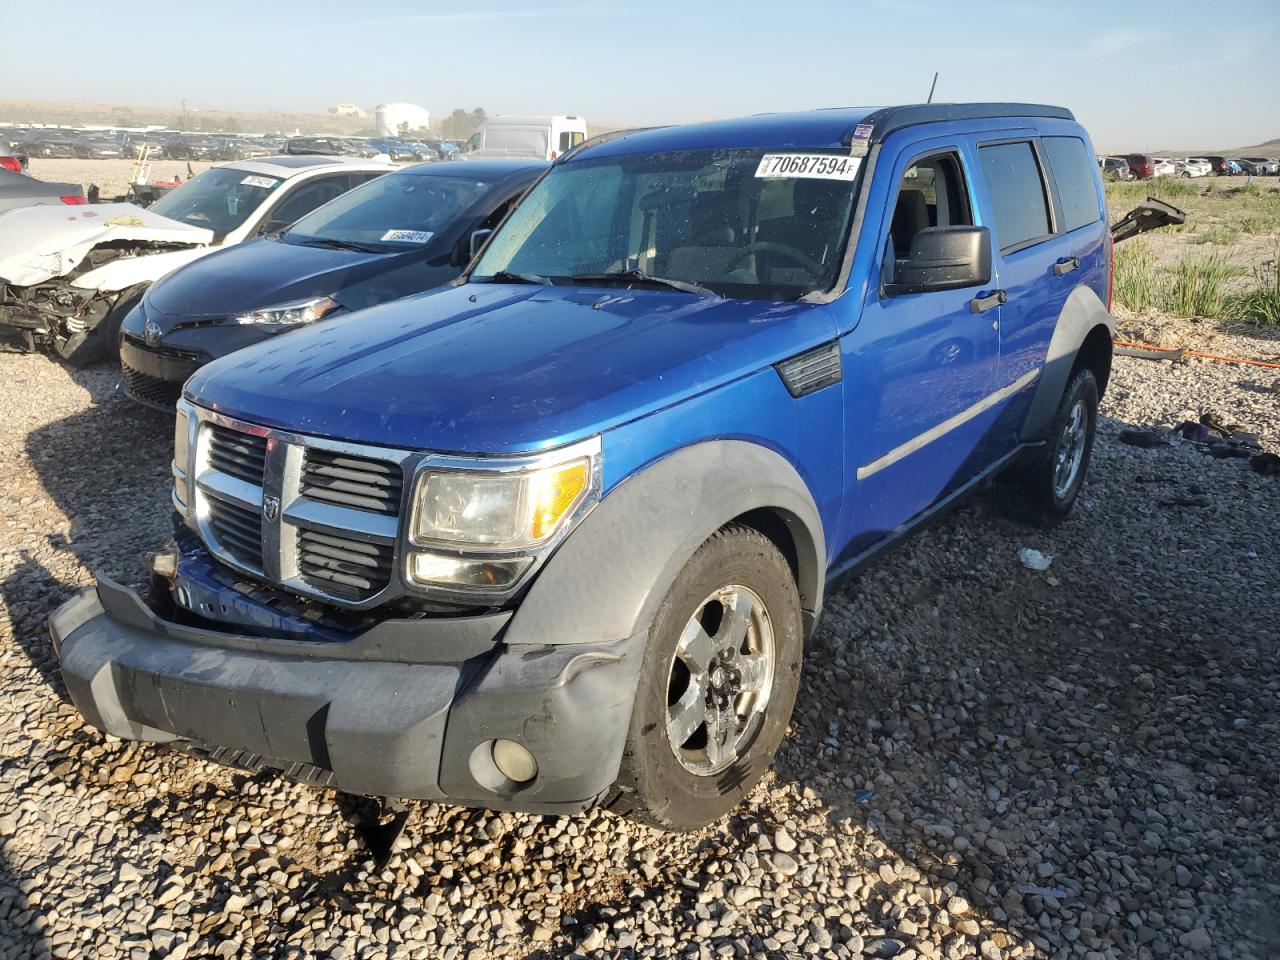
26, 158, 214, 200
0, 301, 1277, 960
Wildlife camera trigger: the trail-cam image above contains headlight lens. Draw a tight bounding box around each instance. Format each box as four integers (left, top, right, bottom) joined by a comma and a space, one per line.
232, 295, 341, 329
410, 457, 592, 550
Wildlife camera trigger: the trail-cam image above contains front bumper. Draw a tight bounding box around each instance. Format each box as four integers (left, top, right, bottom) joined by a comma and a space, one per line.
120, 334, 204, 408
51, 577, 645, 812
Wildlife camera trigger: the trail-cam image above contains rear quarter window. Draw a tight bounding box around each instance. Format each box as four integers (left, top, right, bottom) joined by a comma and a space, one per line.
1043, 136, 1102, 233
977, 141, 1051, 252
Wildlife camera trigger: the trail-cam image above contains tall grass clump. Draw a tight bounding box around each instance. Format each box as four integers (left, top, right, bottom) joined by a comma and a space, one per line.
1160, 254, 1240, 318
1227, 261, 1280, 327
1112, 240, 1159, 312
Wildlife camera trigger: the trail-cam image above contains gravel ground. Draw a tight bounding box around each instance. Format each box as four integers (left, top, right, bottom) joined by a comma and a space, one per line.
26, 158, 214, 199
0, 320, 1277, 960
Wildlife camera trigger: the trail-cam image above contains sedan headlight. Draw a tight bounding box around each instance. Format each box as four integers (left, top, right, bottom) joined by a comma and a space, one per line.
232, 295, 341, 330
406, 442, 599, 592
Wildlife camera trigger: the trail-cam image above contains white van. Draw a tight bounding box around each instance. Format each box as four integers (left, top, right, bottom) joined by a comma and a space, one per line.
465, 116, 588, 162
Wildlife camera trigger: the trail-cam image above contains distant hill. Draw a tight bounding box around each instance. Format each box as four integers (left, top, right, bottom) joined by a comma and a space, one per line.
0, 99, 372, 136
0, 99, 632, 141
1153, 138, 1280, 157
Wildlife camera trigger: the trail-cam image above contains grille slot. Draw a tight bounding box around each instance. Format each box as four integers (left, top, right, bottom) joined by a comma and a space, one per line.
207, 497, 263, 569
298, 529, 394, 601
208, 424, 268, 485
121, 362, 182, 409
302, 449, 402, 516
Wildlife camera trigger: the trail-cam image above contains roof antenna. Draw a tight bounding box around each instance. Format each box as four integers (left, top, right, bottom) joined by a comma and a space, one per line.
926, 72, 939, 104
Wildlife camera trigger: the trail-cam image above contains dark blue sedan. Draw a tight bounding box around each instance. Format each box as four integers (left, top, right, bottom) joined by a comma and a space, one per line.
120, 158, 546, 408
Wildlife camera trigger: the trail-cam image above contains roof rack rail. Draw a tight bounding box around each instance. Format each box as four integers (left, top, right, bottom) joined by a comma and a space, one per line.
557, 126, 669, 164
847, 102, 1074, 147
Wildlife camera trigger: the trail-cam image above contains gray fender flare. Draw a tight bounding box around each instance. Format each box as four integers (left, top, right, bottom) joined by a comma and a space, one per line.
503, 440, 827, 647
1020, 285, 1114, 441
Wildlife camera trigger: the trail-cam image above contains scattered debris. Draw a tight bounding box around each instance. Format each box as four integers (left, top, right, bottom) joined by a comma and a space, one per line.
1018, 547, 1054, 571
1114, 339, 1280, 371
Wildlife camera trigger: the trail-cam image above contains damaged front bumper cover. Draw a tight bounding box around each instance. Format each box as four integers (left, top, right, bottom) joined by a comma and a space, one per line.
50, 576, 645, 813
0, 280, 112, 359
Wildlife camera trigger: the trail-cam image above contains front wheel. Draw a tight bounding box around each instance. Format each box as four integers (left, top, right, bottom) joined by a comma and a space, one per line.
608, 525, 804, 831
1009, 367, 1099, 527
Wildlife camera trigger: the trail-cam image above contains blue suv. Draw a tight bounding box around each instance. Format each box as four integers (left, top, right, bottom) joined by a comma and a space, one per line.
52, 104, 1172, 830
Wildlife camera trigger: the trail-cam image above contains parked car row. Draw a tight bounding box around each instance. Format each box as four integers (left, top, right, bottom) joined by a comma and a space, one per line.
28, 102, 1187, 831
1100, 152, 1279, 180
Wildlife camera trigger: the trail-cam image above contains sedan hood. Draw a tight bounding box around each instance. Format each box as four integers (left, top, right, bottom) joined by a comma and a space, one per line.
186, 283, 839, 454
146, 237, 393, 321
0, 203, 213, 285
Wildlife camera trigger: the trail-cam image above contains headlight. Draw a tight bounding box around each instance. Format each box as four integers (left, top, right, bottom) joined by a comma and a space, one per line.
411, 457, 592, 549
405, 442, 599, 592
232, 295, 341, 329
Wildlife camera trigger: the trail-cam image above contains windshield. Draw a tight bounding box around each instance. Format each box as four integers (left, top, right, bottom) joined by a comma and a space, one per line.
283, 174, 491, 251
481, 126, 548, 157
149, 167, 282, 236
473, 147, 860, 300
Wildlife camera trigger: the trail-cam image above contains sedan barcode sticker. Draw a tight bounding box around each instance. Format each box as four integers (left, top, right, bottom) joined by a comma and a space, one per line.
381, 229, 435, 243
240, 175, 279, 188
754, 154, 861, 181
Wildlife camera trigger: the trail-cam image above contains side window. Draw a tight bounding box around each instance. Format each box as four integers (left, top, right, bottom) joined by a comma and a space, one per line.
887, 152, 972, 259
977, 141, 1051, 251
1043, 136, 1101, 234
267, 175, 352, 227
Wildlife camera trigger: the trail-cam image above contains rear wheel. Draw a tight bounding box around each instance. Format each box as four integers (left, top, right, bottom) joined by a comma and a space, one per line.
1008, 367, 1098, 527
609, 525, 803, 831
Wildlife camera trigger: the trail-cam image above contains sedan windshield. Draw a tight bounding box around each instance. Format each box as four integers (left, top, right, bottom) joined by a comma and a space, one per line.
473, 147, 860, 300
149, 167, 281, 237
284, 174, 492, 251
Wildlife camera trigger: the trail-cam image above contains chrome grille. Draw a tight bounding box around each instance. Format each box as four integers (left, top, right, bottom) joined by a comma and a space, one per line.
207, 424, 267, 485
301, 449, 402, 516
206, 496, 264, 570
298, 529, 394, 601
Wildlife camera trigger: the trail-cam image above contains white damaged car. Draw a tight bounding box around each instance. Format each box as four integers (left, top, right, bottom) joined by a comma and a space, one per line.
0, 155, 393, 363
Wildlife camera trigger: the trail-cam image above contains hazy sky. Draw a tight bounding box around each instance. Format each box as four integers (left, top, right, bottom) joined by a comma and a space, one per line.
4, 0, 1277, 150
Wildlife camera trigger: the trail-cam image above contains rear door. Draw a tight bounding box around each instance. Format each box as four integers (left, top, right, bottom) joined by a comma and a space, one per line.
971, 132, 1107, 433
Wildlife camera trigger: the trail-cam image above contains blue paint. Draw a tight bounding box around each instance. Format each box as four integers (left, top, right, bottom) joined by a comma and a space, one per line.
186, 106, 1110, 578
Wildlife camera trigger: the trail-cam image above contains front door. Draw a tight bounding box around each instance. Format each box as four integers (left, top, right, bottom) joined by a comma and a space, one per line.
836, 142, 1001, 559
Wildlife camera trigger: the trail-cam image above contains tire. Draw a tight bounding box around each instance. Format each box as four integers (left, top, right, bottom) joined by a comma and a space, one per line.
608, 524, 804, 831
1010, 367, 1099, 527
94, 285, 147, 365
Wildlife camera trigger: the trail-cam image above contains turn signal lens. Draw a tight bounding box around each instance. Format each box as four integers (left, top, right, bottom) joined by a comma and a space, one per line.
528, 460, 589, 541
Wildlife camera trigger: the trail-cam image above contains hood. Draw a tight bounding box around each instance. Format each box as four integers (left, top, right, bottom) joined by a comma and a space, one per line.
146, 237, 402, 321
0, 203, 214, 286
186, 283, 839, 454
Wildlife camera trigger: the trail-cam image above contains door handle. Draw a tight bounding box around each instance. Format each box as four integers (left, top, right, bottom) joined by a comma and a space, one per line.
969, 289, 1006, 313
1052, 256, 1080, 277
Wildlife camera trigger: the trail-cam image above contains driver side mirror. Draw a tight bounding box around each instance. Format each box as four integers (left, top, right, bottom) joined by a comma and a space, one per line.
469, 228, 493, 260
885, 226, 991, 295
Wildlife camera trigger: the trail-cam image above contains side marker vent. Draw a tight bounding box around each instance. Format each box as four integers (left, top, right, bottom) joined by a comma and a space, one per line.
775, 342, 842, 398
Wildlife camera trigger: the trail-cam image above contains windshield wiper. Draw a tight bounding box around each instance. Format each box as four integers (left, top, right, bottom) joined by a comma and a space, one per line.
566, 270, 720, 298
477, 270, 552, 285
295, 237, 386, 253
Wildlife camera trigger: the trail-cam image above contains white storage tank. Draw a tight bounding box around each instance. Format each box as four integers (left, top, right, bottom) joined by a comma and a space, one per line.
375, 103, 431, 137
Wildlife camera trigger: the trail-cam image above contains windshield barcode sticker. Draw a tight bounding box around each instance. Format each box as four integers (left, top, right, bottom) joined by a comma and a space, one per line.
240, 175, 279, 189
755, 154, 861, 181
381, 229, 435, 243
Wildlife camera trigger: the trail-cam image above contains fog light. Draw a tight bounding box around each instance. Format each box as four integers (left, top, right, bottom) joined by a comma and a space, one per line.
491, 739, 538, 783
407, 551, 532, 590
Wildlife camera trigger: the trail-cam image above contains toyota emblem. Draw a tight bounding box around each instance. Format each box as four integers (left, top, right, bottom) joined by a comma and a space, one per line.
143, 319, 163, 346
262, 496, 280, 522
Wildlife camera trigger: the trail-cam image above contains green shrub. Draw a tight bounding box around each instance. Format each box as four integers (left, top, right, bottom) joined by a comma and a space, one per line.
1159, 254, 1240, 318
1227, 261, 1280, 327
1113, 240, 1159, 312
